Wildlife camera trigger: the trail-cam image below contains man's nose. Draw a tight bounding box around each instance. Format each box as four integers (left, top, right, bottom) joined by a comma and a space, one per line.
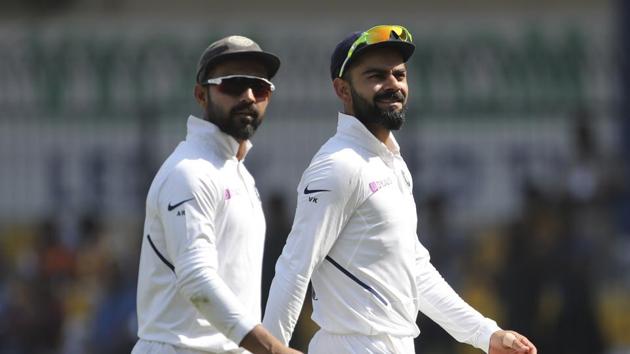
383, 73, 402, 90
239, 87, 256, 103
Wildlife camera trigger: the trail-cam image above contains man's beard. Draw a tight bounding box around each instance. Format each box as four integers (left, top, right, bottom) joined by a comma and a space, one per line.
350, 86, 407, 130
206, 94, 262, 141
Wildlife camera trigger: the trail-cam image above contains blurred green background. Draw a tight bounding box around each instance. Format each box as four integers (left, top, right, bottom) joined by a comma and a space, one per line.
0, 0, 628, 353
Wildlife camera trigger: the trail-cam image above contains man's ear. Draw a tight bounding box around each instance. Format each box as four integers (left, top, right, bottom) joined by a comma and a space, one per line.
333, 78, 351, 104
194, 83, 207, 108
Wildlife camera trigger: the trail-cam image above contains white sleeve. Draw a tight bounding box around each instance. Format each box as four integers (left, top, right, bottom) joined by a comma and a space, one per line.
158, 167, 258, 345
262, 157, 361, 344
415, 240, 500, 353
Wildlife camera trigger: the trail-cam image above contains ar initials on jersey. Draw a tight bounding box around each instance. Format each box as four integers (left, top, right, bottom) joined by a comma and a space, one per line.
308, 196, 318, 203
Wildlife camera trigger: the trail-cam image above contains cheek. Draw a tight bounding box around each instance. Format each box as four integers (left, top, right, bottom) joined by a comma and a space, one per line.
208, 97, 233, 118
256, 100, 269, 113
354, 83, 378, 101
364, 81, 382, 94
400, 81, 409, 94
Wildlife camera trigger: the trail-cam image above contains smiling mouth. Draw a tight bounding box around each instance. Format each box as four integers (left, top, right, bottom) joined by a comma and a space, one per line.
375, 99, 403, 107
375, 90, 405, 104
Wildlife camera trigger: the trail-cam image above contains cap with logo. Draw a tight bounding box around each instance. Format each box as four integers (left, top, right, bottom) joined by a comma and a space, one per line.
196, 35, 281, 83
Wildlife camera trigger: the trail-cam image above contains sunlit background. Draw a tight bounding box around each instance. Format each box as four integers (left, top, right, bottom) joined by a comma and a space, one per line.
0, 0, 628, 353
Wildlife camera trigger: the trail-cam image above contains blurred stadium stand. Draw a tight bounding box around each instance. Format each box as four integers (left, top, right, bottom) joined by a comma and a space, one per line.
0, 1, 628, 353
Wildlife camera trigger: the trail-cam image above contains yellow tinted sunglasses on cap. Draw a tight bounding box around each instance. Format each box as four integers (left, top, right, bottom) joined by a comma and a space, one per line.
338, 25, 413, 78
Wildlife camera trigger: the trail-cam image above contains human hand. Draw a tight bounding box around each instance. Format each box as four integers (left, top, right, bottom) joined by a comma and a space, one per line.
489, 330, 537, 354
240, 325, 303, 354
272, 347, 302, 354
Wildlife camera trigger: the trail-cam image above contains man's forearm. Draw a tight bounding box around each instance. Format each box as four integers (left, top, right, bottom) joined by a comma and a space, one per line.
262, 257, 311, 344
240, 325, 302, 354
176, 252, 258, 345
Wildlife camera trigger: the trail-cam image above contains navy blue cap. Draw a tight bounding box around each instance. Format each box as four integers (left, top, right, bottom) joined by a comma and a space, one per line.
330, 29, 415, 80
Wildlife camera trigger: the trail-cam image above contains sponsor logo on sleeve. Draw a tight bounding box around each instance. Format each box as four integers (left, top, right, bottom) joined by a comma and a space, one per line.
369, 177, 393, 193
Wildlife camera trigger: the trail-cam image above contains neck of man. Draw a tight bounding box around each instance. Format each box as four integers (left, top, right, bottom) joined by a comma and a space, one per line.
363, 122, 390, 144
203, 113, 249, 161
345, 109, 391, 144
236, 141, 248, 161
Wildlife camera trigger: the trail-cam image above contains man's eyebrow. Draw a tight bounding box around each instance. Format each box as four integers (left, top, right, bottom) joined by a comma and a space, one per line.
361, 68, 389, 76
361, 67, 407, 76
393, 67, 407, 74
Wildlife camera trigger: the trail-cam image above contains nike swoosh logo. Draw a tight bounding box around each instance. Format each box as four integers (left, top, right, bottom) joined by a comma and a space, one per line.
167, 197, 195, 211
303, 184, 331, 195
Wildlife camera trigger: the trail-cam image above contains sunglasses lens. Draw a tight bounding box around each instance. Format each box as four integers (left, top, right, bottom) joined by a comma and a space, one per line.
396, 27, 409, 41
217, 79, 245, 96
366, 25, 409, 44
217, 78, 272, 99
250, 82, 272, 99
366, 26, 393, 42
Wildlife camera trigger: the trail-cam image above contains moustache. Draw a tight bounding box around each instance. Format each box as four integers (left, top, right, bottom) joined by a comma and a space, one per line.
230, 102, 260, 119
374, 90, 405, 103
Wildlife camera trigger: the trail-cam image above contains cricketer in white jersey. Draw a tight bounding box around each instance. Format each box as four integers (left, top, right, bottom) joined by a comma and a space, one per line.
263, 26, 537, 354
135, 116, 265, 353
134, 35, 301, 354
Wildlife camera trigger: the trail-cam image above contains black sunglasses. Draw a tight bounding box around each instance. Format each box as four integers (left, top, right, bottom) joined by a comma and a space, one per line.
204, 75, 275, 100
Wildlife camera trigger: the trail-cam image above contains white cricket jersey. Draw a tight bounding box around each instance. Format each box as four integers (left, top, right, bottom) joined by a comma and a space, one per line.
136, 116, 265, 353
263, 113, 500, 353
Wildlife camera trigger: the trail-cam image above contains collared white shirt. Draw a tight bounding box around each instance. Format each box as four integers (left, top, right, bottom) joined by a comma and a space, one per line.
136, 115, 265, 353
263, 113, 500, 353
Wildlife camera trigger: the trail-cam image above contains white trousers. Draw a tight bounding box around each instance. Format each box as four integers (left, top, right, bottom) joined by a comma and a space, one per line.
307, 330, 415, 354
131, 339, 245, 354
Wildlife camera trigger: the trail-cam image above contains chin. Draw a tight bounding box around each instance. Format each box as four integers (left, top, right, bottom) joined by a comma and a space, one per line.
238, 127, 257, 140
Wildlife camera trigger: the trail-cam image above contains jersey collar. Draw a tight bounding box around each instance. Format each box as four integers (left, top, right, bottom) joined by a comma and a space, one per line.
337, 112, 401, 158
185, 115, 253, 160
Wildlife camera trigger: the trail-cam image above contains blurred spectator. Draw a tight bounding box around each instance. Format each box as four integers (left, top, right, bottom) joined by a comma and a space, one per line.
87, 260, 136, 354
414, 193, 461, 354
501, 172, 608, 353
36, 219, 76, 283
61, 214, 112, 354
3, 276, 64, 354
548, 199, 606, 353
500, 184, 554, 337
262, 192, 292, 311
418, 193, 466, 284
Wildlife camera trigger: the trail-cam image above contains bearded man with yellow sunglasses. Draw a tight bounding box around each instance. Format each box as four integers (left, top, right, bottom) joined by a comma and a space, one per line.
263, 25, 537, 354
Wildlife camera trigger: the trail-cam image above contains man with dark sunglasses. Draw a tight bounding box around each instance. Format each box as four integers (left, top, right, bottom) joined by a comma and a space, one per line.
133, 35, 301, 354
263, 25, 537, 354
